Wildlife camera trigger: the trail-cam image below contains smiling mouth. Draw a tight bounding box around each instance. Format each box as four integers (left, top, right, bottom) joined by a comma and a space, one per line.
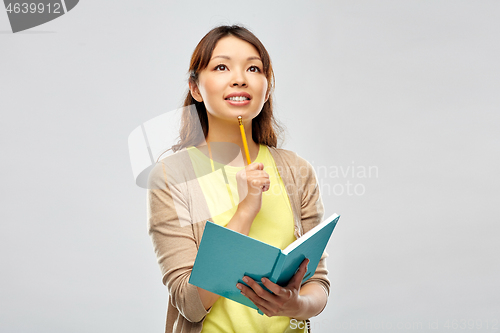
225, 96, 251, 101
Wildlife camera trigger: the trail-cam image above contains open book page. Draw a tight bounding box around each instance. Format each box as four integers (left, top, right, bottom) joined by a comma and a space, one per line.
273, 213, 340, 286
282, 213, 340, 255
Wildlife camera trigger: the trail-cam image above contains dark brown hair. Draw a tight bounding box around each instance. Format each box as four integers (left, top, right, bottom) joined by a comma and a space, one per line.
169, 24, 284, 153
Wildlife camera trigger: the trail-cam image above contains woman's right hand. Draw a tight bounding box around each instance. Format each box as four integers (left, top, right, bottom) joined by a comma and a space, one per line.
236, 162, 270, 218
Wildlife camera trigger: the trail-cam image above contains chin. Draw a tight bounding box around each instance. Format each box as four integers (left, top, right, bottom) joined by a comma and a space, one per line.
207, 104, 263, 121
221, 110, 261, 121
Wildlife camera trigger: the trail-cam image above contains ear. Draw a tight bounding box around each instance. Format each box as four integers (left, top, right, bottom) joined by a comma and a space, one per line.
189, 80, 203, 102
264, 90, 270, 103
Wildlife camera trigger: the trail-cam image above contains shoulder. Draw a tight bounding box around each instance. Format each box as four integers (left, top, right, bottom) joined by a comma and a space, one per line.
267, 146, 315, 173
267, 146, 308, 165
147, 148, 194, 190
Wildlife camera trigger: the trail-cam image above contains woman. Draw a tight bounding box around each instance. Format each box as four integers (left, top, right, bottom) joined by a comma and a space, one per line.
147, 25, 329, 333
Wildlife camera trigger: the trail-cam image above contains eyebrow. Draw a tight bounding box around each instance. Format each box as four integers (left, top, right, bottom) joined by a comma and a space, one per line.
210, 55, 262, 62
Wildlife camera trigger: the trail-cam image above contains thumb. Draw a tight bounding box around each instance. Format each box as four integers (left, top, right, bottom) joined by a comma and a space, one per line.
287, 258, 310, 289
248, 162, 263, 170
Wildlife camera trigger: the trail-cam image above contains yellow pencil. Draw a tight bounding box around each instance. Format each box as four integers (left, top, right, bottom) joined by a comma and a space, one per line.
238, 116, 252, 165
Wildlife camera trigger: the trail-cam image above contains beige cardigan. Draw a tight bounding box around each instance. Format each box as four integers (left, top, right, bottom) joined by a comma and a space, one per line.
147, 146, 329, 333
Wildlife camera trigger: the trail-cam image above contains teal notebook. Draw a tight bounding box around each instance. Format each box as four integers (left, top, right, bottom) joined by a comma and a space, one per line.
189, 213, 340, 314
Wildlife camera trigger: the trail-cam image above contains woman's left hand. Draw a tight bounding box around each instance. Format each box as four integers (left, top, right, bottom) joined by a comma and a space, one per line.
236, 258, 310, 318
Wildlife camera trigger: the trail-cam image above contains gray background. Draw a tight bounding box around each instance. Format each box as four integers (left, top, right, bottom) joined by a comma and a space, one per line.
1, 1, 499, 332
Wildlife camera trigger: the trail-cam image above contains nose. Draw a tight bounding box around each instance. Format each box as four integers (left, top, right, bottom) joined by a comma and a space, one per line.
231, 68, 247, 87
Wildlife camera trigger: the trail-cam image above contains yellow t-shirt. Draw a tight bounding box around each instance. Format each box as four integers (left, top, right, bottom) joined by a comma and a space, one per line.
186, 144, 307, 333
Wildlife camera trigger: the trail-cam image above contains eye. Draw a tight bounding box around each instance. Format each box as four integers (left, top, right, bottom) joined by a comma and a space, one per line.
214, 64, 228, 71
248, 65, 261, 73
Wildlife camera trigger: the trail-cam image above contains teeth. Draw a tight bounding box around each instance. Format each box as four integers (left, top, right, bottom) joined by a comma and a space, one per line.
228, 96, 249, 101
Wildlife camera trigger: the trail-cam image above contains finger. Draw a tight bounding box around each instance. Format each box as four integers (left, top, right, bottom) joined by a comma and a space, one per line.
249, 179, 264, 192
248, 174, 269, 184
260, 277, 285, 295
261, 278, 294, 303
237, 281, 275, 316
256, 169, 269, 177
247, 162, 264, 171
239, 276, 277, 304
259, 178, 271, 192
287, 258, 310, 289
246, 170, 269, 179
243, 290, 274, 317
249, 178, 270, 192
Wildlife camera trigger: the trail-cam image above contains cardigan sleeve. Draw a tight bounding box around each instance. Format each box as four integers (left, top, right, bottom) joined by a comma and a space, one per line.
297, 156, 330, 301
147, 159, 211, 323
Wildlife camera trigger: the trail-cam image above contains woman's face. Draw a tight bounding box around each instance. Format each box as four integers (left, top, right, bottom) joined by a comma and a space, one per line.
190, 36, 269, 123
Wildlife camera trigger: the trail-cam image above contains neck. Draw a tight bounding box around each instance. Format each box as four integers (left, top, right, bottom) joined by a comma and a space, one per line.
203, 115, 260, 163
